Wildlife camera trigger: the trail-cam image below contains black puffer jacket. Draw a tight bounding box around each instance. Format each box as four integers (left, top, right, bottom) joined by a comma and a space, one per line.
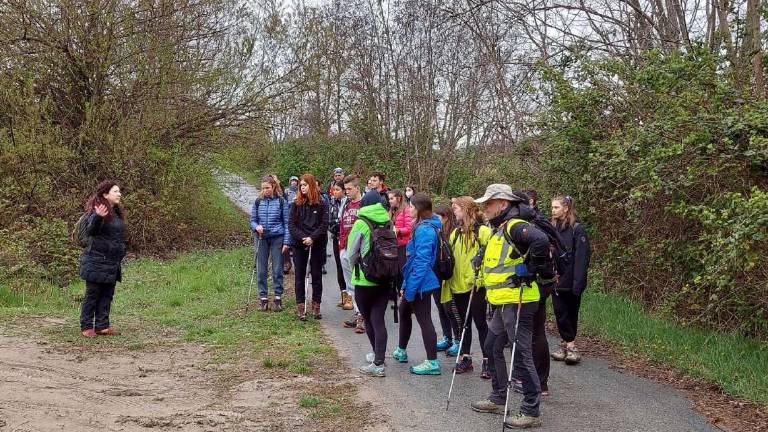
288, 200, 329, 247
79, 208, 126, 284
555, 221, 591, 295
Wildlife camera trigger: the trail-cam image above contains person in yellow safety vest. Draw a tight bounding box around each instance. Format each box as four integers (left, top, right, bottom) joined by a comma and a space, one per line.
468, 184, 556, 430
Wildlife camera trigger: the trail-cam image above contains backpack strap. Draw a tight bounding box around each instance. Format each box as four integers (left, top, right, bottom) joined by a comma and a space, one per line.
500, 219, 529, 259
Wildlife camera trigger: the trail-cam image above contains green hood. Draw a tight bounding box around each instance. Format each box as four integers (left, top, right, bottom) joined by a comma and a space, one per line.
357, 203, 390, 224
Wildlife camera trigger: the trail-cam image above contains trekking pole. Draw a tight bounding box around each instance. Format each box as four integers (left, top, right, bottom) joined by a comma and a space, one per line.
246, 233, 261, 313
501, 284, 526, 431
305, 244, 312, 311
445, 277, 478, 410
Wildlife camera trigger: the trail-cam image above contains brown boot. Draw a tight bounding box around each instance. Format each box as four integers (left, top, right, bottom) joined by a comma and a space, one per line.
312, 301, 322, 319
297, 303, 307, 321
337, 294, 344, 308
342, 291, 354, 310
354, 315, 365, 334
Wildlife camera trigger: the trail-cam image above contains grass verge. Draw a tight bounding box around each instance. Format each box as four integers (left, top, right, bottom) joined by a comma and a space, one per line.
578, 289, 768, 405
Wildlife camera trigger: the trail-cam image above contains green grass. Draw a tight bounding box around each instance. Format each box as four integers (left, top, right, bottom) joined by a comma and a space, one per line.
0, 247, 334, 372
579, 289, 768, 405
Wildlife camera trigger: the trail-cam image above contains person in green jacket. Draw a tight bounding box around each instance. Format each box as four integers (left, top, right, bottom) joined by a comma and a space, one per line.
347, 190, 393, 377
440, 196, 492, 377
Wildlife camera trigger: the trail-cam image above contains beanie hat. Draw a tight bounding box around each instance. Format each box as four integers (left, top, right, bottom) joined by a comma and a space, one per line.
360, 190, 382, 208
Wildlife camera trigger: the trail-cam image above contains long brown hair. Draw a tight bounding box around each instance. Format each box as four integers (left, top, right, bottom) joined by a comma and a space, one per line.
84, 180, 124, 220
434, 204, 456, 235
411, 192, 433, 221
295, 173, 321, 206
551, 195, 577, 228
389, 189, 406, 218
452, 196, 484, 248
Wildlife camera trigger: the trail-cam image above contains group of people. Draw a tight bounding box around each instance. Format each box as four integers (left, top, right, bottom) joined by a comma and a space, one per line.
71, 168, 589, 430
250, 168, 591, 429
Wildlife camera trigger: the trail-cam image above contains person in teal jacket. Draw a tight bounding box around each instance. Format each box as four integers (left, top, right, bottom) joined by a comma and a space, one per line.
392, 193, 442, 376
347, 190, 392, 377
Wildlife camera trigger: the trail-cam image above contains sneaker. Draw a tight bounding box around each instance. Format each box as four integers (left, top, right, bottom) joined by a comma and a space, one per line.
260, 298, 269, 312
455, 356, 474, 374
359, 362, 385, 377
503, 413, 542, 429
446, 339, 460, 357
96, 327, 120, 336
343, 314, 358, 328
392, 347, 408, 363
436, 336, 451, 351
366, 352, 375, 363
273, 297, 283, 312
565, 347, 581, 365
471, 399, 505, 415
354, 315, 365, 334
480, 358, 491, 379
409, 359, 441, 375
550, 343, 567, 361
81, 328, 97, 338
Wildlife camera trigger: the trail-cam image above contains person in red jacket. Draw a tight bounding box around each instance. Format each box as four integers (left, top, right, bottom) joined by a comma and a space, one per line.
387, 189, 413, 293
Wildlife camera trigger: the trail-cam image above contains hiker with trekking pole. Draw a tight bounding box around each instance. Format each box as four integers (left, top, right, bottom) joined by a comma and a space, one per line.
288, 174, 328, 321
250, 175, 290, 312
468, 184, 556, 430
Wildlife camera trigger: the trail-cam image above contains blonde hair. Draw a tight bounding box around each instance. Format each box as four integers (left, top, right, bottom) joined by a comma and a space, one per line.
452, 196, 484, 249
551, 195, 577, 228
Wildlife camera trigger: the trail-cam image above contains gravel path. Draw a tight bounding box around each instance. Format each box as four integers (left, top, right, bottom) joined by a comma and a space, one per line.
219, 171, 718, 432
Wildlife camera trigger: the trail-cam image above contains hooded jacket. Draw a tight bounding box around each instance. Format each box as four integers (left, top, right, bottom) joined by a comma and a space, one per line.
79, 208, 126, 284
402, 214, 442, 301
391, 207, 414, 247
555, 221, 591, 295
346, 202, 391, 287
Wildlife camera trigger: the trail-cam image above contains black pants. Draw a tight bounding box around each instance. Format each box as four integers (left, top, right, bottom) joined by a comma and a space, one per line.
454, 287, 489, 358
80, 281, 116, 331
293, 238, 327, 304
398, 292, 438, 360
487, 302, 540, 417
355, 286, 389, 365
552, 290, 582, 343
532, 286, 552, 391
332, 236, 346, 292
431, 289, 453, 340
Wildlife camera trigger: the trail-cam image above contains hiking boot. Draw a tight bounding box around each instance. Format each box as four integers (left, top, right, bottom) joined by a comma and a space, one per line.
436, 336, 451, 351
513, 380, 524, 394
343, 314, 358, 328
503, 413, 542, 429
354, 315, 365, 334
550, 344, 567, 361
311, 301, 322, 319
297, 303, 307, 321
471, 399, 505, 415
259, 298, 269, 312
565, 347, 581, 365
455, 356, 474, 374
273, 297, 283, 312
283, 262, 291, 275
446, 339, 460, 357
409, 359, 441, 375
359, 362, 385, 377
96, 327, 120, 336
480, 358, 491, 379
342, 292, 353, 310
81, 328, 97, 338
392, 347, 408, 363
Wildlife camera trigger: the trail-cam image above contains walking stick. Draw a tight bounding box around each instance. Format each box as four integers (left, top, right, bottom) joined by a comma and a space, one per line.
445, 268, 480, 410
501, 284, 526, 431
246, 233, 261, 313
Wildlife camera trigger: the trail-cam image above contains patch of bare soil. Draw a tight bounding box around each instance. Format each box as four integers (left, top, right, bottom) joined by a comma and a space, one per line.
547, 323, 768, 432
0, 328, 374, 432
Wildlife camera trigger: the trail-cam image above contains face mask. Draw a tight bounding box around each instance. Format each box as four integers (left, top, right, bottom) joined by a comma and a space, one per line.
405, 191, 413, 198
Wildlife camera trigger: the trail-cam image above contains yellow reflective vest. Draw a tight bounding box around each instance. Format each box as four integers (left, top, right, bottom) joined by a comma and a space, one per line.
483, 219, 540, 305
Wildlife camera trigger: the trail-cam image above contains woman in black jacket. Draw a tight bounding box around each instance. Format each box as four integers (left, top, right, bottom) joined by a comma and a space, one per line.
79, 180, 127, 338
288, 173, 329, 321
550, 195, 591, 364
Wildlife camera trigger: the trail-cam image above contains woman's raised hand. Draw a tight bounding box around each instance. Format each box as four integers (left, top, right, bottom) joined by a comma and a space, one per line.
95, 204, 109, 217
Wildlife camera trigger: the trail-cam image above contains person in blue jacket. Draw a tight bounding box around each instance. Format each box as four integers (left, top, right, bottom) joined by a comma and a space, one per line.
391, 192, 442, 375
250, 175, 291, 312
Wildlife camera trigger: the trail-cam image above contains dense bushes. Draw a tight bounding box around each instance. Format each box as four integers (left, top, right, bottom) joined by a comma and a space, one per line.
532, 50, 768, 337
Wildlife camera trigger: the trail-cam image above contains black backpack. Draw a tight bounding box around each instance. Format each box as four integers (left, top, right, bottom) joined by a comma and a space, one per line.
503, 217, 570, 277
72, 212, 92, 248
355, 215, 401, 284
423, 223, 454, 281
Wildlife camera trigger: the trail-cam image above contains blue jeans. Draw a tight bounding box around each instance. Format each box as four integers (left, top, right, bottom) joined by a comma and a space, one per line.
255, 235, 284, 299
